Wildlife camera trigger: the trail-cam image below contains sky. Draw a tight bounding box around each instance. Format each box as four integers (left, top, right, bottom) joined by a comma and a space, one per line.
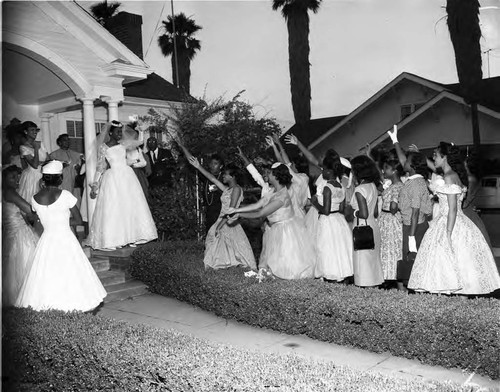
81, 0, 500, 130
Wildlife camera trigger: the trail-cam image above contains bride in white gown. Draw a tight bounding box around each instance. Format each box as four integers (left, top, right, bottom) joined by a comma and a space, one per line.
85, 120, 157, 250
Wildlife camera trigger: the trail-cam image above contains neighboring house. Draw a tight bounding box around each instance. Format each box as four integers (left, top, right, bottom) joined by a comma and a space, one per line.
307, 72, 500, 164
2, 2, 186, 223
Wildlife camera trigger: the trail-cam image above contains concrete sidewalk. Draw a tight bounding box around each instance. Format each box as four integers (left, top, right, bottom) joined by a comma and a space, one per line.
97, 293, 499, 391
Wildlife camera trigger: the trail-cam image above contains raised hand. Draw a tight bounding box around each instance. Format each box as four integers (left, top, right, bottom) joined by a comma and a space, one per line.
236, 146, 244, 157
188, 156, 201, 169
284, 134, 298, 145
265, 136, 275, 147
365, 143, 372, 157
408, 144, 420, 152
387, 124, 399, 144
272, 133, 281, 144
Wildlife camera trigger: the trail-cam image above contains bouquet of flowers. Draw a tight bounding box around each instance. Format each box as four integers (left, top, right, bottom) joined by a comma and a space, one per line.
244, 268, 274, 283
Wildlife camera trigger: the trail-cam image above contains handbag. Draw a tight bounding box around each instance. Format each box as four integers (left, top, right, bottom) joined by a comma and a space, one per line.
352, 217, 375, 250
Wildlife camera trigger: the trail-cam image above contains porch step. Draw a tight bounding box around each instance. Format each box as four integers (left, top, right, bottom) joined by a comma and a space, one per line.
104, 280, 149, 303
90, 256, 110, 273
97, 270, 126, 286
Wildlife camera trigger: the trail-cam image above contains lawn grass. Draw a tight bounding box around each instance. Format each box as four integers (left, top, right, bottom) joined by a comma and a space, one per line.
130, 241, 500, 380
2, 308, 484, 391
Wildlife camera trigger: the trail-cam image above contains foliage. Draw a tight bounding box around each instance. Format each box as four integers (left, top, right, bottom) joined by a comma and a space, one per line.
272, 0, 322, 125
90, 1, 121, 26
3, 308, 478, 391
148, 181, 199, 241
141, 92, 281, 164
130, 241, 500, 380
157, 13, 202, 94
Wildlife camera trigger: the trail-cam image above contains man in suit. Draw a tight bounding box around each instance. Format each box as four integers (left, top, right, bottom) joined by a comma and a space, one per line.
146, 137, 176, 187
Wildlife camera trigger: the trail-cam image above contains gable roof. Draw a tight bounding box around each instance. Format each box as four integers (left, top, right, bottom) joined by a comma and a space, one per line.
123, 73, 190, 103
308, 72, 446, 149
443, 77, 500, 112
309, 72, 500, 149
365, 90, 500, 151
282, 115, 347, 147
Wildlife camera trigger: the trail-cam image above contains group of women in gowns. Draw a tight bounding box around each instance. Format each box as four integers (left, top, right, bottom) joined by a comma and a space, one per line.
3, 161, 106, 312
191, 128, 499, 297
3, 119, 158, 312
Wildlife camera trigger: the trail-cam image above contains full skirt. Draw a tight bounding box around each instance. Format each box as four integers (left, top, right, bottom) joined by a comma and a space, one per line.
86, 165, 158, 249
315, 214, 354, 281
408, 212, 500, 294
260, 217, 315, 280
204, 218, 256, 270
2, 224, 38, 306
462, 206, 492, 248
15, 227, 107, 311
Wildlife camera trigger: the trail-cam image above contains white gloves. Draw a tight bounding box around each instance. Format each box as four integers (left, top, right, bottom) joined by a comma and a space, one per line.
387, 124, 399, 144
408, 236, 417, 253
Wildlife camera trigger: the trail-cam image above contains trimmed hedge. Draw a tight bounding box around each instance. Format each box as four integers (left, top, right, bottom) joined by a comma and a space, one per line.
3, 308, 481, 391
130, 241, 500, 380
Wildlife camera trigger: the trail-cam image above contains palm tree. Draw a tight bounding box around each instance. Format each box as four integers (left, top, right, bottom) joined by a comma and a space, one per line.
158, 13, 202, 95
90, 0, 121, 26
272, 0, 322, 126
446, 0, 483, 147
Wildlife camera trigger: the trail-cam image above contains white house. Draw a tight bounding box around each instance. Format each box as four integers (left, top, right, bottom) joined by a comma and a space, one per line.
2, 1, 186, 223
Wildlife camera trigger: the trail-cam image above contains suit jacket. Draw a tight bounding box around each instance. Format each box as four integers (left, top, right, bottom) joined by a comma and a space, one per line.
146, 148, 176, 186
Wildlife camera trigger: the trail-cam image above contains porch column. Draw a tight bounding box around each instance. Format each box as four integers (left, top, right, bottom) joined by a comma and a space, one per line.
40, 113, 54, 152
104, 99, 120, 122
81, 97, 97, 225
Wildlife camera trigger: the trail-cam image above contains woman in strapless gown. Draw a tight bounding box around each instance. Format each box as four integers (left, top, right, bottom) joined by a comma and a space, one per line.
86, 121, 157, 250
2, 166, 39, 306
231, 164, 315, 279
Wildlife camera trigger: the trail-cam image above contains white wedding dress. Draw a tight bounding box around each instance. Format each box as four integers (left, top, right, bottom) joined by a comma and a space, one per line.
86, 144, 158, 250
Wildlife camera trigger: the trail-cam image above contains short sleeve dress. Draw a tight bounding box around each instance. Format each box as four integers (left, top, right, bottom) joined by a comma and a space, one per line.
15, 190, 107, 311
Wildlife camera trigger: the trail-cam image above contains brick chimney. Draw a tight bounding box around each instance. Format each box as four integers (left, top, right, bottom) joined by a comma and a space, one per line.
105, 11, 144, 60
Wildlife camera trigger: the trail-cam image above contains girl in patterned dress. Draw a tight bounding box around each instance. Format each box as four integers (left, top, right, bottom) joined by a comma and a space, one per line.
379, 159, 404, 283
188, 157, 256, 270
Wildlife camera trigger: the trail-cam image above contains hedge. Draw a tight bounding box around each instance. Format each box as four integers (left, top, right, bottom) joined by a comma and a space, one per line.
3, 308, 481, 391
129, 241, 500, 380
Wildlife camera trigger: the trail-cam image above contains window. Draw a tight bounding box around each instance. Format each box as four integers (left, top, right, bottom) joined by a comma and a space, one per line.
481, 178, 498, 188
400, 102, 425, 120
66, 120, 107, 153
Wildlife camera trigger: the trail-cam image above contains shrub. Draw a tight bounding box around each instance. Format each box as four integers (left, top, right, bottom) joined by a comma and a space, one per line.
148, 181, 199, 241
130, 241, 500, 380
3, 308, 481, 391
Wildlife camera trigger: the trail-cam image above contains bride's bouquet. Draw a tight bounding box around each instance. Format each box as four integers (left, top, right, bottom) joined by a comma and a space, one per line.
244, 268, 274, 283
